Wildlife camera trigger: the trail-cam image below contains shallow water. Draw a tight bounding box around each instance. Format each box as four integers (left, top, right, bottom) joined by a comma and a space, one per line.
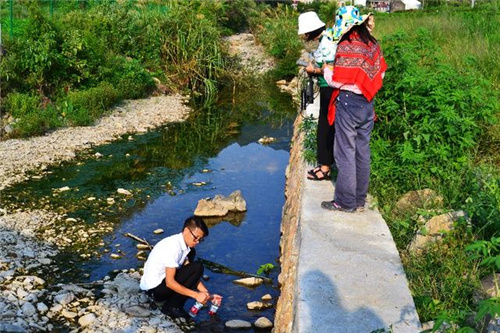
3, 80, 297, 330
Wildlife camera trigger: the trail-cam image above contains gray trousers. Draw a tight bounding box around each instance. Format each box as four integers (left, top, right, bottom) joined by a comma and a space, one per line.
333, 91, 374, 209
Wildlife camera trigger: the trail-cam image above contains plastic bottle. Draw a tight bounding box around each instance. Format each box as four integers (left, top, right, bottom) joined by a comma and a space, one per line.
208, 295, 222, 316
188, 301, 203, 318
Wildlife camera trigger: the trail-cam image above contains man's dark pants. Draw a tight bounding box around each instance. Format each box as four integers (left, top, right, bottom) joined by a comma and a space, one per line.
147, 261, 204, 309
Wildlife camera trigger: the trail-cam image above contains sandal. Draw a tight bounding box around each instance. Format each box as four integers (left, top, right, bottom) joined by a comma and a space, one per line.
307, 168, 331, 181
307, 166, 321, 176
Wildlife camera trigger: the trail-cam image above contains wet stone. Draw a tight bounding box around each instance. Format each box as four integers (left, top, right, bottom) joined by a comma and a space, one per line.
225, 319, 252, 329
254, 316, 273, 329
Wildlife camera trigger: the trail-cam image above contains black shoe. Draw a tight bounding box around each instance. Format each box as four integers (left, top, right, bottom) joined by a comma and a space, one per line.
161, 305, 189, 319
321, 200, 356, 213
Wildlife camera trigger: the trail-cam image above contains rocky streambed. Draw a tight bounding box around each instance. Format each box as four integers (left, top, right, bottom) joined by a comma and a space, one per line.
0, 33, 287, 332
0, 94, 190, 191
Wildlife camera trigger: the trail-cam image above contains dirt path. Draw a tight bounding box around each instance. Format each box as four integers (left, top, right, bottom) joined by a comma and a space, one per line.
0, 94, 190, 190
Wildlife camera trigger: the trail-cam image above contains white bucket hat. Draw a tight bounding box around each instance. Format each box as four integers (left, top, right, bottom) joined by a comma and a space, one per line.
298, 12, 325, 35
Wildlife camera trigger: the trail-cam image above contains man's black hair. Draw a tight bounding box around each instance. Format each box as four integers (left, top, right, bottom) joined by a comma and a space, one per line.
305, 26, 325, 41
341, 23, 377, 45
183, 216, 209, 237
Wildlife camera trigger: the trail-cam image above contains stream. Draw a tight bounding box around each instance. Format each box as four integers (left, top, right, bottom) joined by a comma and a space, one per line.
2, 79, 297, 331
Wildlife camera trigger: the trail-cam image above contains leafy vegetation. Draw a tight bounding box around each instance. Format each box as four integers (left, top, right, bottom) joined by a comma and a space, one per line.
0, 0, 251, 138
371, 2, 500, 329
294, 1, 500, 330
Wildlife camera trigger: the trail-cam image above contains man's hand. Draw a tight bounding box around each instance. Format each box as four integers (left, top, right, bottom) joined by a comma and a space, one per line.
195, 291, 210, 304
305, 63, 315, 75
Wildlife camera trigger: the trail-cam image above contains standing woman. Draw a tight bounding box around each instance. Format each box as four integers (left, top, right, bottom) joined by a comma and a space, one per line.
321, 6, 387, 212
297, 12, 337, 181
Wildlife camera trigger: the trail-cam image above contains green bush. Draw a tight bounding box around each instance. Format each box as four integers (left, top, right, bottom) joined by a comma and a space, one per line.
64, 82, 120, 126
4, 92, 42, 118
101, 56, 156, 99
372, 28, 499, 199
250, 4, 302, 78
4, 92, 61, 137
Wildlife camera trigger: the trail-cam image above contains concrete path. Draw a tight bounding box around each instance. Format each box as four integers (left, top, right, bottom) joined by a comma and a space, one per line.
295, 99, 421, 333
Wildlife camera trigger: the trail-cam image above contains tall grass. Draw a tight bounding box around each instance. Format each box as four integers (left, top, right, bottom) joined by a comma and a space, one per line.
0, 0, 241, 138
371, 2, 500, 328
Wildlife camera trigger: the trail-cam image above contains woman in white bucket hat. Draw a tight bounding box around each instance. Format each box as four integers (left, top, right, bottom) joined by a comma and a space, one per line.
298, 11, 338, 181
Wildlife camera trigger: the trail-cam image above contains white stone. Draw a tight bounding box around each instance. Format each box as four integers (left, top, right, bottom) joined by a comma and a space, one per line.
261, 294, 272, 301
17, 288, 29, 300
225, 319, 252, 329
66, 218, 77, 223
233, 277, 264, 287
37, 303, 49, 314
21, 302, 37, 316
95, 152, 103, 158
153, 228, 164, 235
78, 313, 97, 327
254, 316, 273, 329
62, 309, 78, 319
57, 186, 71, 192
51, 304, 63, 313
117, 188, 132, 196
247, 301, 273, 310
54, 292, 75, 305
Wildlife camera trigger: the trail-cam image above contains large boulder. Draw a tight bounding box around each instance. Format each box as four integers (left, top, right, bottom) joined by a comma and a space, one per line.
472, 273, 500, 333
394, 189, 443, 215
194, 190, 246, 217
408, 211, 466, 254
111, 273, 140, 295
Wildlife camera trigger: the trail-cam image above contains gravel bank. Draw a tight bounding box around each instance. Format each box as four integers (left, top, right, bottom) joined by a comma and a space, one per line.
0, 94, 190, 191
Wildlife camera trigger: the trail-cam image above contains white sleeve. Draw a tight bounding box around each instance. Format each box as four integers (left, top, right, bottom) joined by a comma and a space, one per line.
324, 66, 335, 87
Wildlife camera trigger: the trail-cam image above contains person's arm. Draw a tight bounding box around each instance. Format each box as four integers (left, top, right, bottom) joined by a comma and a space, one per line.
305, 63, 323, 76
323, 64, 335, 87
197, 280, 208, 293
165, 267, 209, 304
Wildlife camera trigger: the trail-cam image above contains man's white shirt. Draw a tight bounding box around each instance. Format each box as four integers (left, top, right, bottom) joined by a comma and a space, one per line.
140, 232, 191, 290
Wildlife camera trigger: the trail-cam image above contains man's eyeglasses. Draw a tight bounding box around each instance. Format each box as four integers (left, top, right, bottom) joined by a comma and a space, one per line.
188, 228, 204, 243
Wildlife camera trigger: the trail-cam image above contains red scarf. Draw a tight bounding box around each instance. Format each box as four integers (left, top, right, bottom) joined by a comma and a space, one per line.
327, 32, 387, 125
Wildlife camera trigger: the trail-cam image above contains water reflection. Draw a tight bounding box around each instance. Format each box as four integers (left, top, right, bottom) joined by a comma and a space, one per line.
2, 78, 296, 329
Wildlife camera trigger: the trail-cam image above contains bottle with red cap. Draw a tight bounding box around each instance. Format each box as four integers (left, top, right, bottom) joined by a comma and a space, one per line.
188, 301, 203, 318
208, 294, 223, 316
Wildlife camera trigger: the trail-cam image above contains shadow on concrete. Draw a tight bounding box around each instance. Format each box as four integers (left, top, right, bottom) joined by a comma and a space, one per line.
301, 269, 387, 333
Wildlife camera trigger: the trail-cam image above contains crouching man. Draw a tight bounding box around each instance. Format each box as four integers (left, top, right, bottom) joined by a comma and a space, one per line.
140, 216, 218, 318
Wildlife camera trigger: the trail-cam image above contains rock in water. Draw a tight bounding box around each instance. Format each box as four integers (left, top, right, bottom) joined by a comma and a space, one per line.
117, 188, 132, 196
247, 301, 273, 310
233, 277, 263, 287
194, 190, 246, 217
254, 317, 273, 329
225, 320, 252, 329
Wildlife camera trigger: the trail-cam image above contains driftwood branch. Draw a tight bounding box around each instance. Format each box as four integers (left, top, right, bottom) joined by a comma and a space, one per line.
124, 232, 153, 250
199, 258, 273, 284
